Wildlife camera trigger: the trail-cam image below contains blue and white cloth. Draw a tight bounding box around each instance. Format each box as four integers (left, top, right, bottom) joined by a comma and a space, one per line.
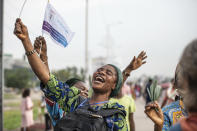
42, 3, 74, 47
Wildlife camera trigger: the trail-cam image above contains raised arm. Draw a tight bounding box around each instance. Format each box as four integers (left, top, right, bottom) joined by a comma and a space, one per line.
122, 51, 147, 83
34, 36, 50, 73
14, 18, 81, 113
14, 18, 50, 84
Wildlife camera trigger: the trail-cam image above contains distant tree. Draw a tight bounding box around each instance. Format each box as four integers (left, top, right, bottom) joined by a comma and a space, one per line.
80, 68, 86, 81
52, 66, 86, 82
5, 68, 36, 89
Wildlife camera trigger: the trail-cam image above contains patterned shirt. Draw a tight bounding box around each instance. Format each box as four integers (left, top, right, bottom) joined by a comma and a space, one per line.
41, 74, 128, 131
162, 100, 187, 131
45, 100, 64, 126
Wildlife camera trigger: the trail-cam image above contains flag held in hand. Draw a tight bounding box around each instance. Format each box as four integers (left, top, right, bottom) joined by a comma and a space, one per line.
42, 3, 74, 47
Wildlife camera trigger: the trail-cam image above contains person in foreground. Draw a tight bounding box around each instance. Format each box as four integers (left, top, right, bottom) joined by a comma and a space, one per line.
110, 51, 147, 131
146, 65, 187, 131
34, 36, 146, 129
14, 18, 127, 131
145, 39, 197, 131
34, 36, 89, 126
110, 84, 136, 131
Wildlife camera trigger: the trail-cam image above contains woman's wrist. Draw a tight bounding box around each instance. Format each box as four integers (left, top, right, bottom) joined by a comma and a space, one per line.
22, 37, 31, 44
154, 124, 163, 131
124, 67, 133, 75
22, 38, 34, 52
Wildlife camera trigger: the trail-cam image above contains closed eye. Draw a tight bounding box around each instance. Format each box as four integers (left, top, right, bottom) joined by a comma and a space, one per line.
106, 70, 113, 76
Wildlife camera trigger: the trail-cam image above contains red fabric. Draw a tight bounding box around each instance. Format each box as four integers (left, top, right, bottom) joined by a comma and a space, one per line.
45, 97, 55, 106
180, 113, 197, 131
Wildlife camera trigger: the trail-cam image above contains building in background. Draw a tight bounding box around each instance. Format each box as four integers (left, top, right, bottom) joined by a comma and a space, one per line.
4, 54, 29, 69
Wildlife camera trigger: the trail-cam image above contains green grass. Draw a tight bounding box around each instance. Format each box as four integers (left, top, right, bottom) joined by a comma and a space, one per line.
4, 100, 40, 130
4, 102, 20, 108
4, 100, 39, 108
4, 110, 21, 130
3, 91, 42, 130
33, 107, 39, 120
4, 107, 40, 130
4, 93, 17, 99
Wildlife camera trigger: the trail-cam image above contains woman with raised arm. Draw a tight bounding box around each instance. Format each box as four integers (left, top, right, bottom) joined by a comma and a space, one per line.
34, 35, 147, 130
14, 18, 127, 131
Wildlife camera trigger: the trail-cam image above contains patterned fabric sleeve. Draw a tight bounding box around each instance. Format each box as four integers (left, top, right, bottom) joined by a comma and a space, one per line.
162, 112, 171, 131
114, 114, 128, 131
41, 74, 81, 113
106, 114, 128, 131
46, 102, 63, 126
104, 102, 128, 131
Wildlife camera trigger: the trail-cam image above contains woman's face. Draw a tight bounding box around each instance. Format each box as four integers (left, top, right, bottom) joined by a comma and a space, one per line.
92, 65, 117, 94
74, 81, 89, 98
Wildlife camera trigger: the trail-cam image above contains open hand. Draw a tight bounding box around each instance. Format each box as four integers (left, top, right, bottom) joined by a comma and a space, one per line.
130, 51, 147, 70
14, 18, 29, 41
144, 101, 164, 127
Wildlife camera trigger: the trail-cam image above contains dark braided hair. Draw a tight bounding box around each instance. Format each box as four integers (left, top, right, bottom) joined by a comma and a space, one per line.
66, 78, 83, 87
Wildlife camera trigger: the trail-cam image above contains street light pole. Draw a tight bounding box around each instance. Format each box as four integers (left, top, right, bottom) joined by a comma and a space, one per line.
0, 0, 4, 130
85, 0, 89, 81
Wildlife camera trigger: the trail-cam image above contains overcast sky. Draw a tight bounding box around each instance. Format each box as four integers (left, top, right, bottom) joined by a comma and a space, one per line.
3, 0, 197, 78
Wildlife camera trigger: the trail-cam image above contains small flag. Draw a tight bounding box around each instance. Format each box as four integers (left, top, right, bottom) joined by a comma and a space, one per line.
42, 3, 74, 47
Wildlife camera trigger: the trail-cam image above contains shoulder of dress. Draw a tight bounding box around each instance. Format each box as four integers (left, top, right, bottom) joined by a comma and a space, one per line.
162, 100, 180, 113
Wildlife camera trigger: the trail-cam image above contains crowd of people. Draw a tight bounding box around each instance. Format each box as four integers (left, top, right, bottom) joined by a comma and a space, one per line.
15, 17, 197, 131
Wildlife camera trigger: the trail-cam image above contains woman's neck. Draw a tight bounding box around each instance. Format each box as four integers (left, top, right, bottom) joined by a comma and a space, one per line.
89, 92, 110, 106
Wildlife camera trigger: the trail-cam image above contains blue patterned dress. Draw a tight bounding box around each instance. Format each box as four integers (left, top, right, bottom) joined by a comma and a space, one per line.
162, 100, 187, 131
41, 74, 128, 131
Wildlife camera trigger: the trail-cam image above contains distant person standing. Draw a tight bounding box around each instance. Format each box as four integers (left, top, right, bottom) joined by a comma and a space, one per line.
128, 82, 136, 100
161, 79, 177, 108
145, 79, 153, 104
122, 83, 131, 96
21, 89, 34, 131
134, 83, 141, 98
40, 95, 52, 131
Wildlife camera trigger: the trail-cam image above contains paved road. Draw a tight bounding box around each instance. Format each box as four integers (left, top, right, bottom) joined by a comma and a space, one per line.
134, 97, 154, 131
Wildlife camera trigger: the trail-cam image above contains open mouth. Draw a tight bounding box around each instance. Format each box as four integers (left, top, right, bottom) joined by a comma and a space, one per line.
94, 75, 105, 83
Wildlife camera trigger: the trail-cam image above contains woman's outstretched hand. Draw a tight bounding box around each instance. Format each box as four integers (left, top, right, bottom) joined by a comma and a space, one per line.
122, 51, 147, 82
130, 51, 147, 70
144, 101, 164, 130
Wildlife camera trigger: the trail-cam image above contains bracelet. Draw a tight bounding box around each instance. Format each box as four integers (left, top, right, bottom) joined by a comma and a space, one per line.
25, 49, 36, 56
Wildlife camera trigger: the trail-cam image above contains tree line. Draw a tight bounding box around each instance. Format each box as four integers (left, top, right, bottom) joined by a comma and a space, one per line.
4, 66, 85, 89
